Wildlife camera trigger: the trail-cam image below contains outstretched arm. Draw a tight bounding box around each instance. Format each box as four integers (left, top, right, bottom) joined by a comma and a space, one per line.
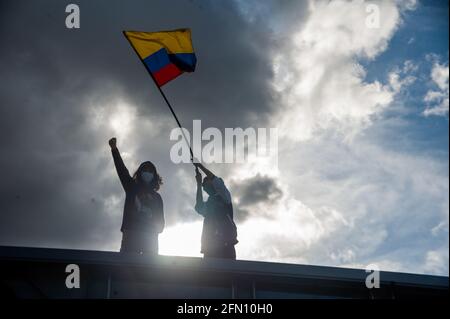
194, 167, 206, 216
109, 137, 133, 192
195, 162, 231, 204
194, 162, 215, 179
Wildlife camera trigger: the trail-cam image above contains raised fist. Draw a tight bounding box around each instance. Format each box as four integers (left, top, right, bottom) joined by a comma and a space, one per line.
109, 137, 117, 149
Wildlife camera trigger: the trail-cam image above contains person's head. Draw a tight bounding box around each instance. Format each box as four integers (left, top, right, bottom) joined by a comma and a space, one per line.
133, 161, 162, 191
202, 176, 216, 196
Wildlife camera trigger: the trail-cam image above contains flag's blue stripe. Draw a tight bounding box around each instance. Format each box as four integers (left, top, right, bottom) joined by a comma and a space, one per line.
169, 53, 197, 72
143, 49, 196, 73
143, 48, 170, 73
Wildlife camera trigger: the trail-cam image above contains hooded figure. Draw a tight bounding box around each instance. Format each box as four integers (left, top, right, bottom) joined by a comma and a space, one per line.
194, 163, 238, 259
109, 137, 164, 254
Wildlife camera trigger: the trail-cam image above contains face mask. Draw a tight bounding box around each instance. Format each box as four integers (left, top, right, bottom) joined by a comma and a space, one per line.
141, 172, 154, 184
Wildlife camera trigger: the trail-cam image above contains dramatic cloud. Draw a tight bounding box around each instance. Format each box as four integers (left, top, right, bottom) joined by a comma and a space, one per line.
0, 0, 448, 276
215, 0, 448, 275
230, 174, 283, 222
271, 0, 418, 141
0, 0, 280, 249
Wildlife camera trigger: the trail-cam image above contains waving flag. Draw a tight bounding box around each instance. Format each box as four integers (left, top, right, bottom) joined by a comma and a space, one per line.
124, 29, 197, 86
123, 28, 197, 160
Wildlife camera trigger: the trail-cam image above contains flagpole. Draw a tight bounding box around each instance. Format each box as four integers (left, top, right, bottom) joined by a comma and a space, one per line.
155, 85, 194, 161
123, 31, 195, 163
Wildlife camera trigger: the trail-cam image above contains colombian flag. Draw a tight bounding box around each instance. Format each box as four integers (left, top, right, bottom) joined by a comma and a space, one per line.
124, 29, 197, 87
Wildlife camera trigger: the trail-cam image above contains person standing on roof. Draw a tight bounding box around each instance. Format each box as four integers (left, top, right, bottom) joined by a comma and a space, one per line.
194, 163, 238, 259
109, 137, 165, 255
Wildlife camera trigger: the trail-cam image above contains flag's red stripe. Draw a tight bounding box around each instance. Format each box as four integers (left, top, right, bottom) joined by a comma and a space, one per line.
153, 63, 183, 86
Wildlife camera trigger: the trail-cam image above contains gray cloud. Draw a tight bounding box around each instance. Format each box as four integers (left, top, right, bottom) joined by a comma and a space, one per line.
0, 0, 307, 250
230, 174, 283, 222
2, 0, 447, 277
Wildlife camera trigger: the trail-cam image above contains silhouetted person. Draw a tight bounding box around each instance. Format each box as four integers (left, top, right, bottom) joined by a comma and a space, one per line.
194, 163, 238, 259
109, 137, 165, 254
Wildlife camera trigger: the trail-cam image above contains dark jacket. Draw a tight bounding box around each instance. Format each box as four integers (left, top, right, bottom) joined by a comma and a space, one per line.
111, 148, 165, 234
195, 178, 238, 253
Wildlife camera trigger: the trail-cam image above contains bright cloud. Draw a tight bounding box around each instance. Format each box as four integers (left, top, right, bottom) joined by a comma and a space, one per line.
214, 0, 449, 275
137, 0, 449, 276
424, 61, 449, 116
1, 0, 447, 277
271, 0, 416, 141
158, 0, 448, 275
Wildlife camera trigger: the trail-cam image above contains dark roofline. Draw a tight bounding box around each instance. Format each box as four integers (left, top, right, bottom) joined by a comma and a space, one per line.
0, 245, 447, 290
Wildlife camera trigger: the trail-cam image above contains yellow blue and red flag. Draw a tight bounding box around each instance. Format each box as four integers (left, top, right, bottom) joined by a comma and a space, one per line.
124, 29, 196, 87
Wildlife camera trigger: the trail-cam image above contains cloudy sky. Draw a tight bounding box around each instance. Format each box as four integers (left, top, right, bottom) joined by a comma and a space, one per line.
0, 0, 448, 276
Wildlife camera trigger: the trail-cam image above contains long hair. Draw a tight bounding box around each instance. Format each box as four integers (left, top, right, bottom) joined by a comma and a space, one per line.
132, 161, 163, 191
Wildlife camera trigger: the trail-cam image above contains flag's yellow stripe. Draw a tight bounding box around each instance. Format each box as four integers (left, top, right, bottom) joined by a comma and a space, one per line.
124, 29, 194, 59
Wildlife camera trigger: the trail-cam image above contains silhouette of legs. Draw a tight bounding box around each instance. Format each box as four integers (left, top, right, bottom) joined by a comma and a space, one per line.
203, 245, 236, 259
120, 231, 158, 255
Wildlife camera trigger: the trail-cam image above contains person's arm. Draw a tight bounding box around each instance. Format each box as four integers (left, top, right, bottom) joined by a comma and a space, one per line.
109, 137, 133, 192
152, 194, 165, 234
194, 163, 215, 179
194, 167, 206, 216
195, 163, 231, 204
